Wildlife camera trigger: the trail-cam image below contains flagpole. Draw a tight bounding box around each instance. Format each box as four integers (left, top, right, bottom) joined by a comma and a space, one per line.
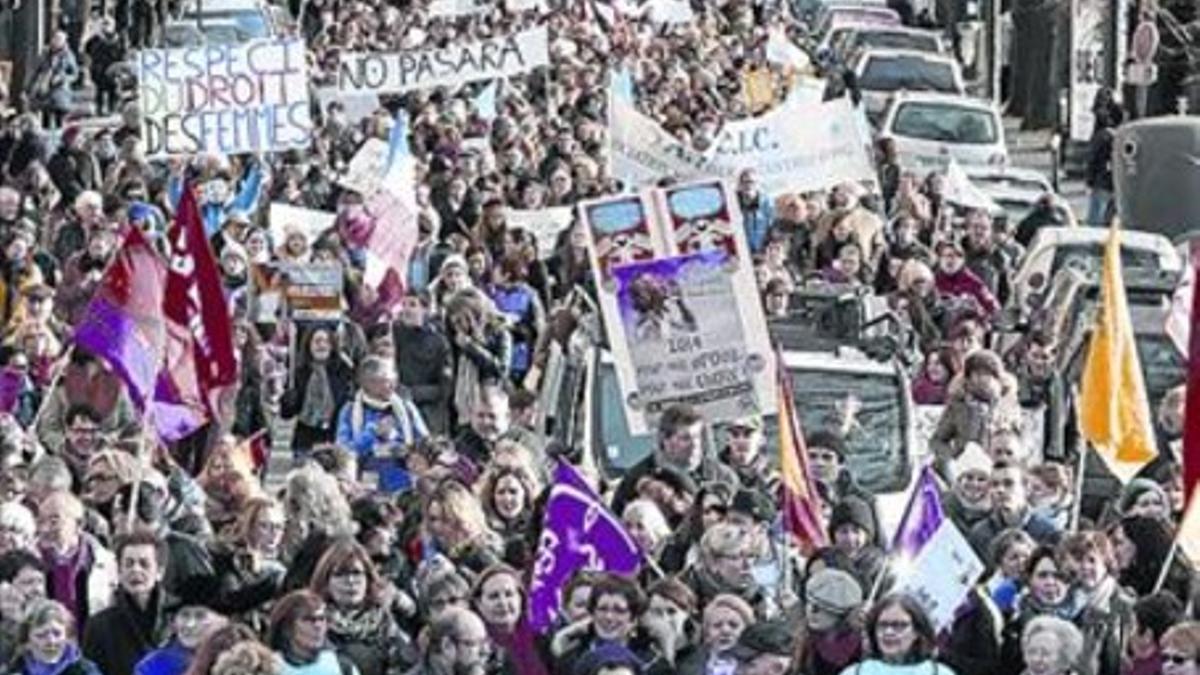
28, 345, 75, 432
1069, 384, 1087, 533
126, 405, 157, 531
1153, 539, 1180, 594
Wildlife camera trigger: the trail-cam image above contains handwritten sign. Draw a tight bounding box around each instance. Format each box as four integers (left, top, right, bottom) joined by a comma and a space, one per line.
268, 203, 335, 249
281, 263, 344, 321
338, 26, 549, 95
338, 139, 390, 196
138, 40, 312, 156
893, 521, 984, 631
507, 207, 573, 258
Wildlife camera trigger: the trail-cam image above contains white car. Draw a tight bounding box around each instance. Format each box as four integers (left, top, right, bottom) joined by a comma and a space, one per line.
830, 24, 946, 62
178, 0, 276, 41
963, 166, 1073, 224
878, 91, 1006, 171
851, 50, 964, 122
815, 5, 902, 41
1010, 225, 1181, 313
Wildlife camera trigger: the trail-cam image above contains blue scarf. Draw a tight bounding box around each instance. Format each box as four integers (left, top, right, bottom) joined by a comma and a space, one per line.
25, 643, 81, 675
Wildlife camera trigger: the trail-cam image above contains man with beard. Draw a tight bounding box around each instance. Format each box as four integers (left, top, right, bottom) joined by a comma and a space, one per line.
55, 219, 118, 325
409, 607, 490, 675
736, 169, 774, 254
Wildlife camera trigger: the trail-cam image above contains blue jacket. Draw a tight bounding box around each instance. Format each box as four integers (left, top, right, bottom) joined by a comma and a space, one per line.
134, 641, 191, 675
335, 395, 428, 493
168, 163, 265, 237
740, 193, 775, 254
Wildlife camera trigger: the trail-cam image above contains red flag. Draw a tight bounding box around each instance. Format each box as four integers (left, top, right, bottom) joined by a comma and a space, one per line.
162, 185, 238, 420
1184, 242, 1200, 506
777, 355, 829, 554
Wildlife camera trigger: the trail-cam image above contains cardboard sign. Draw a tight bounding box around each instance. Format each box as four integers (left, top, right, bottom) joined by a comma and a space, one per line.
429, 0, 489, 16
338, 139, 390, 196
281, 263, 344, 321
580, 179, 775, 433
138, 40, 312, 156
269, 203, 335, 249
893, 521, 985, 631
507, 207, 574, 258
613, 252, 762, 420
337, 26, 550, 95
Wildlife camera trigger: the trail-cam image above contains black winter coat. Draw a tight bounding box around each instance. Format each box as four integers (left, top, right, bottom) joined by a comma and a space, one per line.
81, 588, 170, 675
393, 322, 453, 435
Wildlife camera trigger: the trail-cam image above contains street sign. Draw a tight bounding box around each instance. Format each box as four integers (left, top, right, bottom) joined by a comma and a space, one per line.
1133, 20, 1161, 64
1127, 62, 1159, 85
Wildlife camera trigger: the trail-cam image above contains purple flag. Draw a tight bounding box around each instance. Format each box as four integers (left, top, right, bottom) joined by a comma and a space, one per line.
527, 459, 642, 633
891, 464, 946, 558
0, 368, 22, 414
73, 228, 168, 411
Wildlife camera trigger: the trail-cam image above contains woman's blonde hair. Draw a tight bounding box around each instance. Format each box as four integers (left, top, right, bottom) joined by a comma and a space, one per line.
20, 599, 74, 646
428, 480, 492, 544
283, 465, 354, 538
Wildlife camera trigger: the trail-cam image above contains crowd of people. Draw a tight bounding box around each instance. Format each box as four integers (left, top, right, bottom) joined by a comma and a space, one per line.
0, 1, 1185, 675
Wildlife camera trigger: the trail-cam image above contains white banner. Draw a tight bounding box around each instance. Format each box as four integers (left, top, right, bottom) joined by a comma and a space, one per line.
269, 203, 335, 249
893, 521, 985, 631
708, 96, 877, 195
508, 207, 574, 258
609, 97, 708, 190
138, 40, 311, 156
429, 0, 488, 16
338, 26, 550, 95
315, 87, 380, 125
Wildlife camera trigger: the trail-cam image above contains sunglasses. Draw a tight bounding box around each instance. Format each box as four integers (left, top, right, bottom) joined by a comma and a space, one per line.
1163, 653, 1194, 666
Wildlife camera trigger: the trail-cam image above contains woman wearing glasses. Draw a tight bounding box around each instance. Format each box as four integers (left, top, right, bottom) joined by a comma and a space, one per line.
267, 590, 360, 675
1161, 622, 1200, 675
308, 540, 415, 675
841, 594, 954, 675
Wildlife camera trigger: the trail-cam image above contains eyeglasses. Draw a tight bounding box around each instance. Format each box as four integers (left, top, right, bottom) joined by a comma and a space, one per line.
1163, 652, 1194, 666
876, 620, 912, 634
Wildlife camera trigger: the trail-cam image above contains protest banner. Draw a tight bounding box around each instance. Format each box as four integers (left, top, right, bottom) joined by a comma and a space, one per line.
612, 251, 765, 423
138, 39, 312, 156
268, 203, 335, 249
642, 0, 695, 23
655, 179, 775, 415
608, 97, 708, 190
892, 520, 984, 631
507, 207, 573, 258
428, 0, 488, 16
280, 263, 344, 321
314, 87, 380, 125
338, 139, 390, 196
338, 26, 550, 95
362, 190, 419, 289
708, 96, 877, 195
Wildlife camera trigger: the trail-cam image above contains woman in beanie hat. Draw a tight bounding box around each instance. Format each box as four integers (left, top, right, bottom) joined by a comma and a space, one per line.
815, 497, 885, 592
1116, 478, 1171, 522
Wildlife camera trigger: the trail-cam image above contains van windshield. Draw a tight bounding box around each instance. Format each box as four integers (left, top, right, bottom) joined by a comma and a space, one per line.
596, 361, 910, 495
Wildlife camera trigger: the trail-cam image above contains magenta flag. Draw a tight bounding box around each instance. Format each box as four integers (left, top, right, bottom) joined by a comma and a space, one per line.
72, 228, 169, 410
526, 459, 642, 633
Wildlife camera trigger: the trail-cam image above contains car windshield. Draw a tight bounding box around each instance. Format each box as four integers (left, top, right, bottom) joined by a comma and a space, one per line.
892, 102, 997, 144
1068, 334, 1184, 405
1050, 243, 1165, 277
595, 364, 657, 475
597, 363, 909, 493
180, 9, 268, 37
859, 56, 957, 93
857, 32, 939, 52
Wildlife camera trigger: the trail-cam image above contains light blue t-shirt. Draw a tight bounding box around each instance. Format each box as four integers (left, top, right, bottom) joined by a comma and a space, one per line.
839, 659, 957, 675
279, 650, 359, 675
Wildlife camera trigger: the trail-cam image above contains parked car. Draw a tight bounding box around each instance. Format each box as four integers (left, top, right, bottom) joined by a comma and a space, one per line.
1008, 225, 1181, 316
831, 24, 946, 63
877, 91, 1006, 171
178, 0, 276, 41
852, 51, 965, 123
963, 166, 1072, 225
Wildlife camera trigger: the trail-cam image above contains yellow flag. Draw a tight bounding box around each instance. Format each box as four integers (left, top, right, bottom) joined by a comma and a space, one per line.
1077, 221, 1158, 482
743, 68, 776, 114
